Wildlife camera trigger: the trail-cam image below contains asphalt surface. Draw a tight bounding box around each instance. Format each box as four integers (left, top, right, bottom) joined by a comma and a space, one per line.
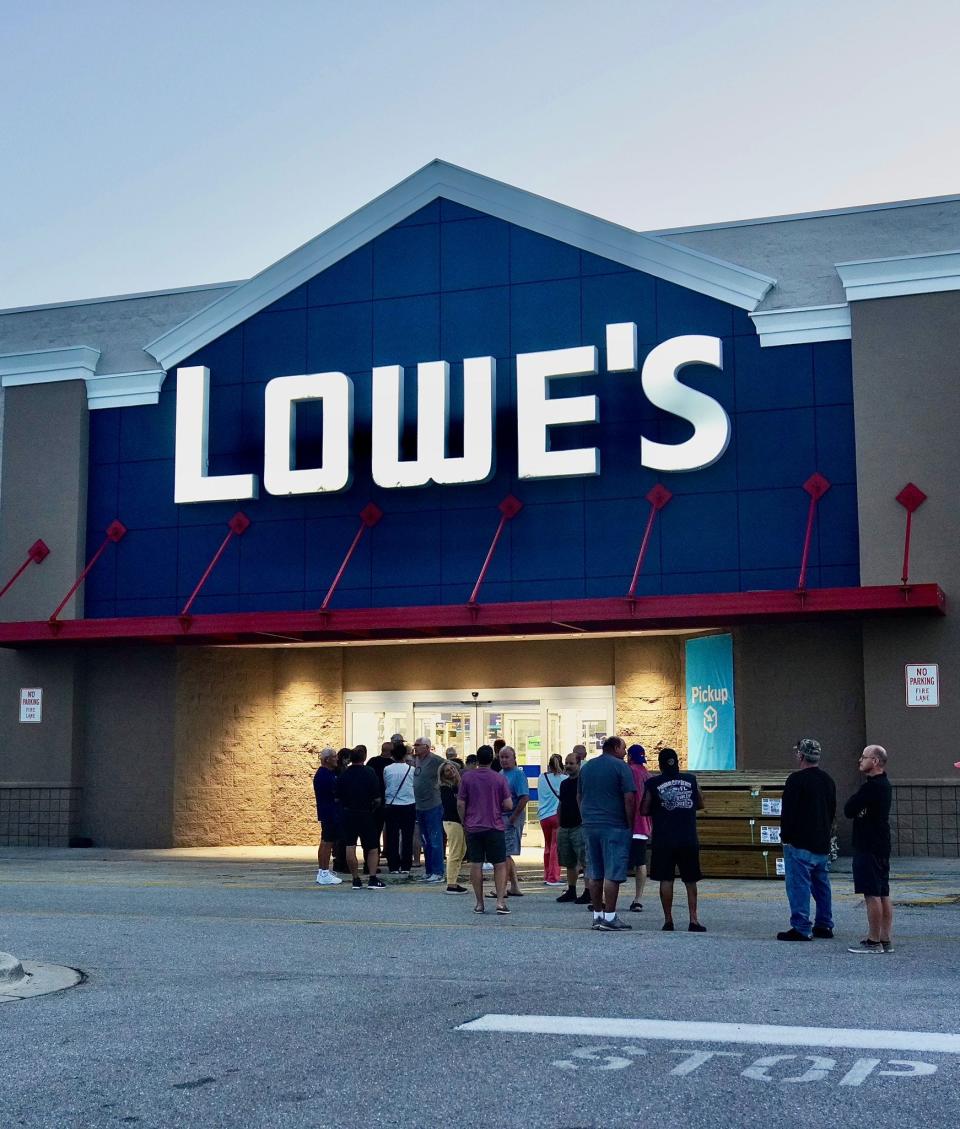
1, 847, 959, 1129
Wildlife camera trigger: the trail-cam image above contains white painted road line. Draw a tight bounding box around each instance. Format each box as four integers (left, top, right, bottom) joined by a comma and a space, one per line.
457, 1014, 960, 1054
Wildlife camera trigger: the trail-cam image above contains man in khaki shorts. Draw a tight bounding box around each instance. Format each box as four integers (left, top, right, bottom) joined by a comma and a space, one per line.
556, 751, 591, 904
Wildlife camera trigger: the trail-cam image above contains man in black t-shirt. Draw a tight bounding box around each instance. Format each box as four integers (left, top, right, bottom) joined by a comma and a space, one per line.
845, 745, 894, 954
556, 752, 591, 905
367, 741, 393, 855
640, 749, 706, 932
335, 747, 385, 890
777, 737, 837, 942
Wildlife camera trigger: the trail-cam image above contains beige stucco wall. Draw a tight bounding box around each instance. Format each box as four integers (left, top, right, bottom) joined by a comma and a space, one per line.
170, 647, 344, 846
613, 636, 685, 759
271, 648, 344, 845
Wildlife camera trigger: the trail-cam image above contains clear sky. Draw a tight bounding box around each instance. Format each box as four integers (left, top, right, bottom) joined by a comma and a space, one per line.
3, 0, 958, 309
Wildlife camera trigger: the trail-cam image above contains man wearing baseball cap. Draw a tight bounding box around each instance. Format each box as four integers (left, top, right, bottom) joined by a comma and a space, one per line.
777, 738, 837, 941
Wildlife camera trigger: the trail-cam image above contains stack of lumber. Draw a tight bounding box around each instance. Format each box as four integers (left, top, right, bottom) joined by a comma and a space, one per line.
695, 772, 788, 879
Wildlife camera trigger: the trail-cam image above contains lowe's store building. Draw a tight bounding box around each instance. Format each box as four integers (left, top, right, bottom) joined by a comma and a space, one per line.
0, 162, 957, 856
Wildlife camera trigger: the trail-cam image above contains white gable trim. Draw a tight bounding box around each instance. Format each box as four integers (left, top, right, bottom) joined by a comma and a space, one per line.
837, 250, 960, 301
86, 370, 166, 410
0, 348, 164, 409
0, 346, 101, 387
750, 304, 851, 348
145, 161, 775, 371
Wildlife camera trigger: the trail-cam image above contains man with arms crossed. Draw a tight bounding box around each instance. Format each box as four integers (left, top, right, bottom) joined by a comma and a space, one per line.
777, 737, 836, 941
845, 744, 894, 954
578, 735, 637, 932
458, 745, 513, 915
641, 748, 706, 932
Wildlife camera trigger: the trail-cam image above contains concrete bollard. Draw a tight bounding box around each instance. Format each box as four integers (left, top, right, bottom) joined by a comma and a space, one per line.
0, 952, 25, 985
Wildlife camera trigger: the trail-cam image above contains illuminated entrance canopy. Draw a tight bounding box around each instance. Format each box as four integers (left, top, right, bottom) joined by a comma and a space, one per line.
174, 323, 730, 504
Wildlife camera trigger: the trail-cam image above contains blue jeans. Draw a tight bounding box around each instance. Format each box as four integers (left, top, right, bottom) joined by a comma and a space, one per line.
783, 843, 833, 935
417, 804, 445, 878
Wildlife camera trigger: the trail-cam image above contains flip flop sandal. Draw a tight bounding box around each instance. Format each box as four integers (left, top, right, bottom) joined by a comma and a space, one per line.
507, 890, 524, 897
473, 905, 485, 914
496, 905, 510, 915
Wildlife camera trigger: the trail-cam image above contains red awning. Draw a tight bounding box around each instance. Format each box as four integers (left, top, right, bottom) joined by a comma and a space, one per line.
0, 584, 945, 647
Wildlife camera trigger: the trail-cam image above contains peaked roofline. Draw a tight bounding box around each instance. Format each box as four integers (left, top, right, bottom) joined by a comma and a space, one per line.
647, 190, 960, 236
144, 159, 775, 372
0, 279, 242, 318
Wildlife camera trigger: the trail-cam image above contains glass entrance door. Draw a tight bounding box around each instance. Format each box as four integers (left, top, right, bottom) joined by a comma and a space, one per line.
346, 687, 614, 847
413, 708, 474, 759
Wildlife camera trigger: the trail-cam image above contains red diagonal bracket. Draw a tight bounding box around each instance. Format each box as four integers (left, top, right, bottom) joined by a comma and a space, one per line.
0, 539, 50, 601
797, 473, 831, 592
319, 503, 383, 612
627, 484, 672, 599
896, 482, 927, 585
180, 512, 250, 622
49, 521, 126, 625
468, 495, 523, 607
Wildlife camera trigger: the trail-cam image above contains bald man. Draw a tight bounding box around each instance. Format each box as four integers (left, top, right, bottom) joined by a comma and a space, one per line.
844, 745, 893, 954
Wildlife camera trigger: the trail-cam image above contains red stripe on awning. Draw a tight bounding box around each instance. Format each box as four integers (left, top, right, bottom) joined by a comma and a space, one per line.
0, 584, 945, 647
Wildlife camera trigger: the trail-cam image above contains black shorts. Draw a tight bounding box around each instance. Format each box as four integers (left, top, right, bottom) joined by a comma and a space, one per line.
340, 811, 379, 852
466, 829, 507, 865
650, 842, 702, 883
852, 851, 890, 897
629, 838, 649, 867
319, 816, 339, 844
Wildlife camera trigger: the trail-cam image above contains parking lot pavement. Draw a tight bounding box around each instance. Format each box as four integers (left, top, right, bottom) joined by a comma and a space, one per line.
1, 847, 958, 1128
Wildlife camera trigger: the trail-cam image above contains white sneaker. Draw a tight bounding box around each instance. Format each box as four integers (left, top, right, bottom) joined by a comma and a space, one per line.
423, 874, 443, 884
544, 880, 566, 887
316, 870, 343, 886
482, 862, 494, 872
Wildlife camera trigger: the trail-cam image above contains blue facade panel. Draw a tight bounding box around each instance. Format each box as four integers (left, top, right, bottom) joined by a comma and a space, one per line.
86, 201, 859, 616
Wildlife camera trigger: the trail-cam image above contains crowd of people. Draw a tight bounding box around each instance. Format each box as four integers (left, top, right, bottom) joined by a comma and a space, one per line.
312, 731, 894, 948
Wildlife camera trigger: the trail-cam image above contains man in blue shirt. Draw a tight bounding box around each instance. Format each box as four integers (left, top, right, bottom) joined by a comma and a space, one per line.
578, 735, 637, 932
312, 748, 343, 886
498, 746, 529, 898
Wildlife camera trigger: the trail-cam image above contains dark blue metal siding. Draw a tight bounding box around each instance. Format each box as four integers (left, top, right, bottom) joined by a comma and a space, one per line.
85, 201, 858, 617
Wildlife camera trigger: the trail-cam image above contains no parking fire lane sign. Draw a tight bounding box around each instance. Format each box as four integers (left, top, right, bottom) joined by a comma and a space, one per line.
905, 664, 939, 707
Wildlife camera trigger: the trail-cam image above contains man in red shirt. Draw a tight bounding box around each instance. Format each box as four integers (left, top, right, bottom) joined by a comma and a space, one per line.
457, 744, 513, 915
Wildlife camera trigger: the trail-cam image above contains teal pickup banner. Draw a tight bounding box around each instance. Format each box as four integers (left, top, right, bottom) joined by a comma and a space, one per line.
685, 634, 736, 771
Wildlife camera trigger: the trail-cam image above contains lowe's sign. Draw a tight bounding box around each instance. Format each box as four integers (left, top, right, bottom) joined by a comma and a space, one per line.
685, 634, 736, 771
173, 323, 730, 504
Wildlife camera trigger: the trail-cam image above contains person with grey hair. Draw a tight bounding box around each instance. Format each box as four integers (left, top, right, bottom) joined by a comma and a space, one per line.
777, 738, 836, 941
312, 747, 343, 886
845, 744, 894, 954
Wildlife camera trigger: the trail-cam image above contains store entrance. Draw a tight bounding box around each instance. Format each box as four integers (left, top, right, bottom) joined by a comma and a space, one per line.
412, 701, 543, 763
346, 686, 614, 844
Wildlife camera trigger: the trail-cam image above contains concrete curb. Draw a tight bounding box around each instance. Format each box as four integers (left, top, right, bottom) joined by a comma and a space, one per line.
0, 952, 25, 985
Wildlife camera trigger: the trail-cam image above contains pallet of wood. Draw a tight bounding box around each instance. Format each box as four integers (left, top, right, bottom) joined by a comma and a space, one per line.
694, 772, 788, 879
699, 848, 784, 879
